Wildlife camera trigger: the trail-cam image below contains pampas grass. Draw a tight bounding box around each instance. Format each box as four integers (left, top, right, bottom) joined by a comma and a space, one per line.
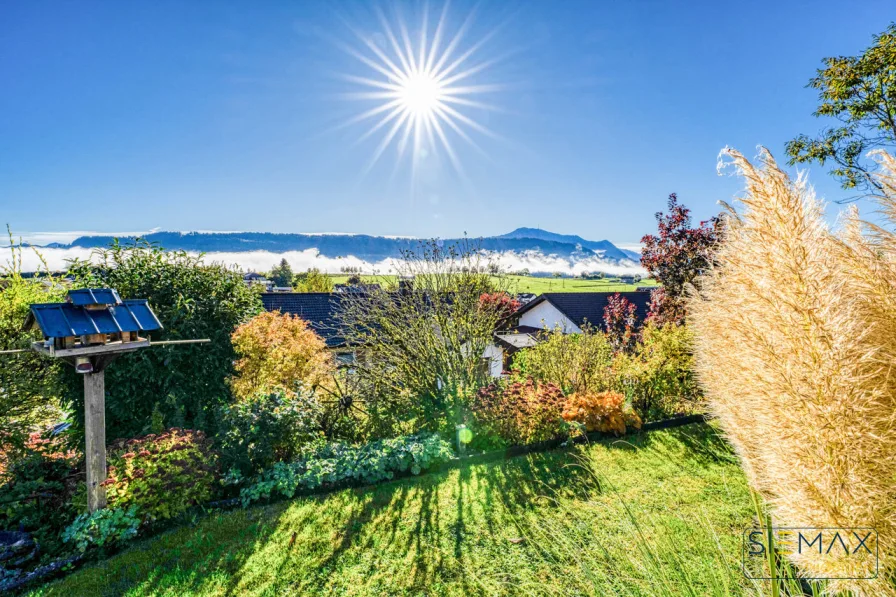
689, 148, 896, 595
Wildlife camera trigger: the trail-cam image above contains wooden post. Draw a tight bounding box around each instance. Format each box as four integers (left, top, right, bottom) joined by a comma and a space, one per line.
84, 370, 107, 512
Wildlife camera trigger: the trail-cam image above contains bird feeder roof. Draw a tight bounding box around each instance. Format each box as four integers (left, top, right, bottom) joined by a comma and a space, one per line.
26, 298, 163, 339
67, 288, 122, 306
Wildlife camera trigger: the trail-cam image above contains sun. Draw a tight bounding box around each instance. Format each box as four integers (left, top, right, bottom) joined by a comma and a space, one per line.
397, 72, 444, 117
335, 3, 504, 181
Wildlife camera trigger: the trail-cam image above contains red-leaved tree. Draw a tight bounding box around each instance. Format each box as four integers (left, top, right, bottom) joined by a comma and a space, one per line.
603, 293, 637, 352
479, 292, 521, 319
640, 193, 721, 323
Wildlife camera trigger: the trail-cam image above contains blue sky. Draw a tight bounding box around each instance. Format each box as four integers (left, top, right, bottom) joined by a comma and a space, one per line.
0, 0, 891, 246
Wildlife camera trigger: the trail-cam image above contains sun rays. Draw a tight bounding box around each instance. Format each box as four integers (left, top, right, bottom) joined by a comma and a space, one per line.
336, 2, 504, 184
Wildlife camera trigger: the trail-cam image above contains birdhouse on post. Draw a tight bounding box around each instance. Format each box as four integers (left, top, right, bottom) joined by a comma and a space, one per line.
25, 288, 163, 512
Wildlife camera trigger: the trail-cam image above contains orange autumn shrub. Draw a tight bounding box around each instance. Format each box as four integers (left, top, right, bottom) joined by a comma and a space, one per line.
562, 391, 641, 436
230, 311, 334, 400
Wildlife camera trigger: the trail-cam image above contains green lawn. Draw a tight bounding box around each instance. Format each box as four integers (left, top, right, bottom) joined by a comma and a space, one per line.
28, 423, 765, 597
328, 274, 658, 294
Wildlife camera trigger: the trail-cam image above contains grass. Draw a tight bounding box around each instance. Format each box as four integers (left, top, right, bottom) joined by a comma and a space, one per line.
328, 274, 658, 294
27, 423, 767, 597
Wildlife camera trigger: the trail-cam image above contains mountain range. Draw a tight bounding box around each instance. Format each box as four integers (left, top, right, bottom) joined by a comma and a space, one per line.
42, 228, 641, 266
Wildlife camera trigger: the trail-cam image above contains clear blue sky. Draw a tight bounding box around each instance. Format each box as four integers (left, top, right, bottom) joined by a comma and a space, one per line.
0, 1, 890, 245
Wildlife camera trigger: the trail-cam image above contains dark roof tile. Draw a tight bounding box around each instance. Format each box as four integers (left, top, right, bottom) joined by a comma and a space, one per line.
515, 291, 652, 329
261, 293, 345, 347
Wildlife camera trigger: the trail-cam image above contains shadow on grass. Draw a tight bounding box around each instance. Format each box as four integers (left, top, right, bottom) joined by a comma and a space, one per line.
36, 424, 722, 597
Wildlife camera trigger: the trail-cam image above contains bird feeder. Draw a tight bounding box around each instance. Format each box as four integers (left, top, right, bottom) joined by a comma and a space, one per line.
24, 288, 163, 512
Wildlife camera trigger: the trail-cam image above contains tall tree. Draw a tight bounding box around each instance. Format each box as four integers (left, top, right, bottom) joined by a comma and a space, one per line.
786, 24, 896, 195
269, 258, 294, 288
640, 194, 720, 322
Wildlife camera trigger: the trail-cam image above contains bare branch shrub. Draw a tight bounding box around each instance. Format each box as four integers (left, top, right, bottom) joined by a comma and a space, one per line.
336, 239, 508, 436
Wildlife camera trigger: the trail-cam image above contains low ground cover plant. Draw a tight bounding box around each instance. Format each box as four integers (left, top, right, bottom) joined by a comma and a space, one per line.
104, 429, 218, 523
61, 506, 140, 554
238, 433, 455, 506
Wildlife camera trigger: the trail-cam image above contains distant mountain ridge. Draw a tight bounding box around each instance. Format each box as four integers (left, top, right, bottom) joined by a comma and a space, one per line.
498, 228, 641, 261
41, 228, 641, 268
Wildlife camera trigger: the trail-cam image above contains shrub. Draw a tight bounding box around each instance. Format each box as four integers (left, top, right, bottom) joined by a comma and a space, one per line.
689, 147, 896, 591
216, 389, 325, 476
645, 287, 685, 326
510, 328, 614, 395
61, 506, 140, 554
0, 239, 67, 451
64, 241, 262, 439
0, 432, 81, 559
239, 433, 455, 506
612, 322, 700, 421
230, 311, 334, 400
293, 268, 334, 292
104, 429, 218, 522
336, 240, 509, 435
561, 391, 641, 436
603, 293, 637, 352
478, 292, 520, 319
469, 379, 567, 446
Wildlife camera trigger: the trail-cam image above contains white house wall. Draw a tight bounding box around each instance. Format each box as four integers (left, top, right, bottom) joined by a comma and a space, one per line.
518, 301, 581, 333
482, 343, 504, 378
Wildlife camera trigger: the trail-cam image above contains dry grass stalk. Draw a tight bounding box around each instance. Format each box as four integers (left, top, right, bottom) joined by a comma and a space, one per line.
689, 147, 896, 595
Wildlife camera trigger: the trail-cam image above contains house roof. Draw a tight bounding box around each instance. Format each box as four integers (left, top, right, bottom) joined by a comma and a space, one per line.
27, 299, 163, 339
67, 288, 122, 306
493, 331, 540, 350
513, 291, 652, 330
261, 293, 346, 347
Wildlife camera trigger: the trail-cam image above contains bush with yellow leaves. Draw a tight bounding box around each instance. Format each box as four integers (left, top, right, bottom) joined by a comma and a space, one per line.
229, 311, 334, 400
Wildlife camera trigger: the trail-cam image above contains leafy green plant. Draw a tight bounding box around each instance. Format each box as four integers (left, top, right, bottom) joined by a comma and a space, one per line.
510, 327, 614, 395
239, 433, 454, 506
0, 431, 82, 560
64, 240, 262, 439
612, 322, 700, 421
216, 389, 325, 476
62, 506, 140, 554
104, 429, 218, 522
469, 378, 568, 447
0, 232, 67, 452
